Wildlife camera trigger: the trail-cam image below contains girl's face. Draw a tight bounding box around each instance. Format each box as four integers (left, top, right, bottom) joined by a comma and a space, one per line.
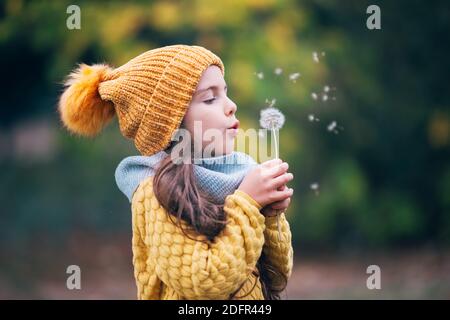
182, 65, 239, 157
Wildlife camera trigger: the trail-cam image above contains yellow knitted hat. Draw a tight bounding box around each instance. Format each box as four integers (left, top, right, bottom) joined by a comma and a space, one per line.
58, 44, 225, 155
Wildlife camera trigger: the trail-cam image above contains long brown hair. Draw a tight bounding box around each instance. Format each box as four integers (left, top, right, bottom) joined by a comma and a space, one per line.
152, 139, 288, 299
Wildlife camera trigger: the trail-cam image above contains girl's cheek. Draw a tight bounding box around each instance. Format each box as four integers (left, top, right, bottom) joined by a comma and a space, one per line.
200, 111, 217, 124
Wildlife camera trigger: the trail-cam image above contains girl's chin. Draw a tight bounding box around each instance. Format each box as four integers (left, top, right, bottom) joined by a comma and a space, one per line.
226, 128, 239, 137
214, 142, 235, 156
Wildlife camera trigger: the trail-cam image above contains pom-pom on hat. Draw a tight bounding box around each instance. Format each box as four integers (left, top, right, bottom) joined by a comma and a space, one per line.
58, 44, 225, 156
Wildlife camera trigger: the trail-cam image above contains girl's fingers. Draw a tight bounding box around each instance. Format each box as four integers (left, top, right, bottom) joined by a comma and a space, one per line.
271, 187, 294, 203
271, 172, 293, 189
261, 158, 282, 168
271, 197, 291, 210
266, 162, 289, 178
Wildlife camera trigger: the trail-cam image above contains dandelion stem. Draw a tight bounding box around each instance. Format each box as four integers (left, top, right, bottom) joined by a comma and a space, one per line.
272, 127, 279, 159
272, 125, 283, 241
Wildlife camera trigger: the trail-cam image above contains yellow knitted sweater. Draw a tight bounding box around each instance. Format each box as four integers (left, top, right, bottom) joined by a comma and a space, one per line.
131, 176, 294, 300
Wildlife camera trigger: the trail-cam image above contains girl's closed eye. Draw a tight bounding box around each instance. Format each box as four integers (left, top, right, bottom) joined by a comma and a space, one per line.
203, 97, 216, 104
203, 86, 228, 105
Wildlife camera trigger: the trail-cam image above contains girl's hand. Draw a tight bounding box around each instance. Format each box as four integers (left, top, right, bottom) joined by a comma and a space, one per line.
261, 185, 292, 217
238, 158, 294, 208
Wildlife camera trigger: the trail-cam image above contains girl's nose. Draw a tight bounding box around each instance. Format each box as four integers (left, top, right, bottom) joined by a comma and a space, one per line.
225, 96, 237, 116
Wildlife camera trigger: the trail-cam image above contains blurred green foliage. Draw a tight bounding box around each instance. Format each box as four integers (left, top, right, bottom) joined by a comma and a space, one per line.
0, 0, 449, 252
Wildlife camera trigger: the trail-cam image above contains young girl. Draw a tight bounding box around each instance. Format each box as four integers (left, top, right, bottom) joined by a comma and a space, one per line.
58, 44, 294, 300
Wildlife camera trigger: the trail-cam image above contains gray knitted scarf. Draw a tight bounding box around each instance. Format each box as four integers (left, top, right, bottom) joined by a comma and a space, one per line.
115, 150, 258, 204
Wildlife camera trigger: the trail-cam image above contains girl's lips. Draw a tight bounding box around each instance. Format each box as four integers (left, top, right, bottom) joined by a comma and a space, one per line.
228, 120, 240, 130
226, 120, 240, 137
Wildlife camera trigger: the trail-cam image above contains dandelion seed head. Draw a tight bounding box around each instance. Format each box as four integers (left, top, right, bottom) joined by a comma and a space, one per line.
274, 67, 283, 75
255, 72, 264, 80
322, 94, 329, 102
260, 107, 285, 130
311, 92, 318, 100
324, 85, 330, 93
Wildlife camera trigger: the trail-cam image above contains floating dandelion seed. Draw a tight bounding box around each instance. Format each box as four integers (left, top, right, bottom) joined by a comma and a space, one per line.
327, 121, 344, 134
260, 107, 286, 241
313, 51, 320, 63
255, 71, 264, 80
310, 182, 320, 196
322, 85, 338, 101
313, 86, 336, 102
274, 67, 283, 75
327, 121, 337, 132
289, 72, 301, 83
265, 98, 277, 108
308, 114, 320, 122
